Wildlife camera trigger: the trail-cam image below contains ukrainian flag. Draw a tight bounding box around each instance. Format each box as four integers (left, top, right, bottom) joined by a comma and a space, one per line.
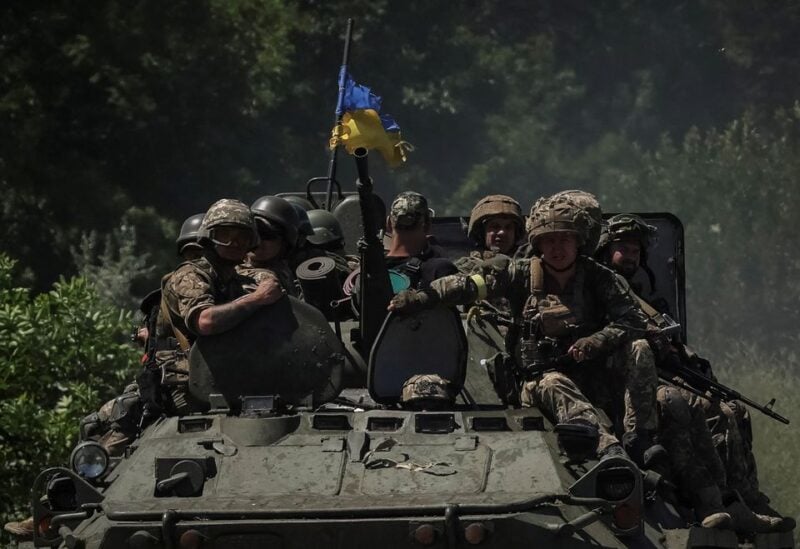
330, 73, 412, 168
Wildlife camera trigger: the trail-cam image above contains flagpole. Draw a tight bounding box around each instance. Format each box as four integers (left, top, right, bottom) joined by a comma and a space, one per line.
324, 18, 354, 211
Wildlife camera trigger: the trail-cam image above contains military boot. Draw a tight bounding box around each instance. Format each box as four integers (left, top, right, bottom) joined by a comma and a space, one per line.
725, 499, 784, 534
693, 486, 734, 530
745, 493, 796, 533
3, 516, 34, 539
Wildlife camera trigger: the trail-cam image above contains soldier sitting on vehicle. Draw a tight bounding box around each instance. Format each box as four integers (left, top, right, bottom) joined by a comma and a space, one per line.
385, 191, 458, 289
389, 193, 662, 467
237, 195, 300, 296
458, 194, 525, 267
596, 213, 794, 533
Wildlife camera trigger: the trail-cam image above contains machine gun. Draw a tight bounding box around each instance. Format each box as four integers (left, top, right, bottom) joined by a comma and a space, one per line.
353, 147, 393, 354
655, 316, 790, 425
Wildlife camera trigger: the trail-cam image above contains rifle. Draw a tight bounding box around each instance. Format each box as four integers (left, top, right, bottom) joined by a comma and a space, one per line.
659, 354, 789, 425
654, 317, 790, 425
353, 147, 393, 353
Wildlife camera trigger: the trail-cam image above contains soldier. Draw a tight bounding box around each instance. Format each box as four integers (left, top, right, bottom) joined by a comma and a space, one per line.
163, 198, 284, 339
389, 193, 661, 466
238, 195, 300, 296
175, 212, 205, 261
596, 214, 793, 532
455, 195, 524, 274
385, 191, 457, 288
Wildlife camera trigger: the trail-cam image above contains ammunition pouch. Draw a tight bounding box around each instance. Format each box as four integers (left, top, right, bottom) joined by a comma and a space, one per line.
537, 299, 578, 338
156, 349, 197, 415
157, 349, 190, 387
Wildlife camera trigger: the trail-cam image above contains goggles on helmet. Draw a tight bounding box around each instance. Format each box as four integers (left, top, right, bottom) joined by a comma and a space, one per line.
210, 225, 257, 248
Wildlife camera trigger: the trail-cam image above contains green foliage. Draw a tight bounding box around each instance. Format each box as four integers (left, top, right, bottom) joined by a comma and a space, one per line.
717, 341, 800, 528
0, 255, 139, 532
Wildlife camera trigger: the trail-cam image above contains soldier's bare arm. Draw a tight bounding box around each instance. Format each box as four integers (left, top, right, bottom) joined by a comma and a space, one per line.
194, 278, 283, 335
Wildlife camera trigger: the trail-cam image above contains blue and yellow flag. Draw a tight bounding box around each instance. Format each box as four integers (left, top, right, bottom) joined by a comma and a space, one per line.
330, 73, 412, 168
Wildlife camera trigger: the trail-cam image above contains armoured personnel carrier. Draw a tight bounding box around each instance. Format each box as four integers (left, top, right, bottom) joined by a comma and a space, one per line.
23, 155, 793, 549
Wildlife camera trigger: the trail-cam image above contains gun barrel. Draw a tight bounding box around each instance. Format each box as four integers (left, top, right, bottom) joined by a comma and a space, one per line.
659, 364, 790, 425
354, 147, 369, 182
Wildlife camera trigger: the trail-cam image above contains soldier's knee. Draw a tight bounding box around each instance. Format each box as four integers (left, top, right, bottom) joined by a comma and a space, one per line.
79, 412, 106, 441
109, 392, 143, 433
539, 371, 572, 391
657, 385, 692, 426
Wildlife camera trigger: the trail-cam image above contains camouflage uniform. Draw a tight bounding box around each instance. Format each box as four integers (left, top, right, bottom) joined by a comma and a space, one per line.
422, 253, 657, 454
159, 199, 261, 413
598, 214, 791, 531
238, 259, 295, 297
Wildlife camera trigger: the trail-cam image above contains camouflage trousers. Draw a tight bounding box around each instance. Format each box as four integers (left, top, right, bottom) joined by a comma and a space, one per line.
87, 383, 141, 458
656, 384, 727, 501
682, 391, 760, 503
521, 339, 659, 452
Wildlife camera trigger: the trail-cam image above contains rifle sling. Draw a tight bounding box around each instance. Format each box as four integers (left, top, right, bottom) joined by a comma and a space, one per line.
159, 296, 190, 353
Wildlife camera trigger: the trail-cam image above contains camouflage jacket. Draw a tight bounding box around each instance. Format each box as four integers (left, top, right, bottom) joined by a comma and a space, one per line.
237, 258, 297, 297
430, 255, 647, 351
162, 252, 254, 339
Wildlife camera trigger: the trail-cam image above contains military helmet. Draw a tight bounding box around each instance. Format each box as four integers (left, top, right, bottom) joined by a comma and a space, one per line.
250, 195, 300, 250
401, 374, 454, 408
527, 194, 591, 246
176, 213, 205, 254
281, 194, 315, 212
291, 203, 315, 240
197, 198, 259, 248
307, 209, 344, 247
596, 213, 657, 256
529, 190, 602, 254
467, 194, 524, 243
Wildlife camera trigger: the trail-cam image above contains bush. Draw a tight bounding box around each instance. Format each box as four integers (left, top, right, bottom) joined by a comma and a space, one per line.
0, 254, 139, 538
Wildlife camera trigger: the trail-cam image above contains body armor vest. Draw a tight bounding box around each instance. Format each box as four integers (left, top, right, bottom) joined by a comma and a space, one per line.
519, 258, 597, 373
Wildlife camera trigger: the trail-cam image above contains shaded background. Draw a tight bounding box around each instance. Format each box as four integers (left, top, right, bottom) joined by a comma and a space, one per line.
1, 0, 798, 537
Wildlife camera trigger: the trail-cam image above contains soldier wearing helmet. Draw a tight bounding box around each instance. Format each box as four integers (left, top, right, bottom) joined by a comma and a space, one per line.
237, 196, 300, 296
175, 213, 206, 260
385, 191, 457, 289
162, 198, 284, 343
597, 213, 793, 533
456, 195, 524, 273
389, 193, 660, 466
468, 195, 524, 256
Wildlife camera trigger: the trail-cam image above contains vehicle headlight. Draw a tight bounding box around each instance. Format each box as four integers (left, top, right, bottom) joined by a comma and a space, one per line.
70, 441, 109, 480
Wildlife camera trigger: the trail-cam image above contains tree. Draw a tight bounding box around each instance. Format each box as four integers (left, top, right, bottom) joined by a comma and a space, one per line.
0, 255, 139, 535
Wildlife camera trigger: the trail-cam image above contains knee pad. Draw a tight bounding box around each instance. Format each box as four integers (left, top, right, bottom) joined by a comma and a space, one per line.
79, 412, 105, 441
110, 392, 143, 433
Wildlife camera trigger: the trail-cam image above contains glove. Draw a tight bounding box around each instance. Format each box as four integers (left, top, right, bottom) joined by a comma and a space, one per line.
388, 289, 435, 314
568, 334, 607, 362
